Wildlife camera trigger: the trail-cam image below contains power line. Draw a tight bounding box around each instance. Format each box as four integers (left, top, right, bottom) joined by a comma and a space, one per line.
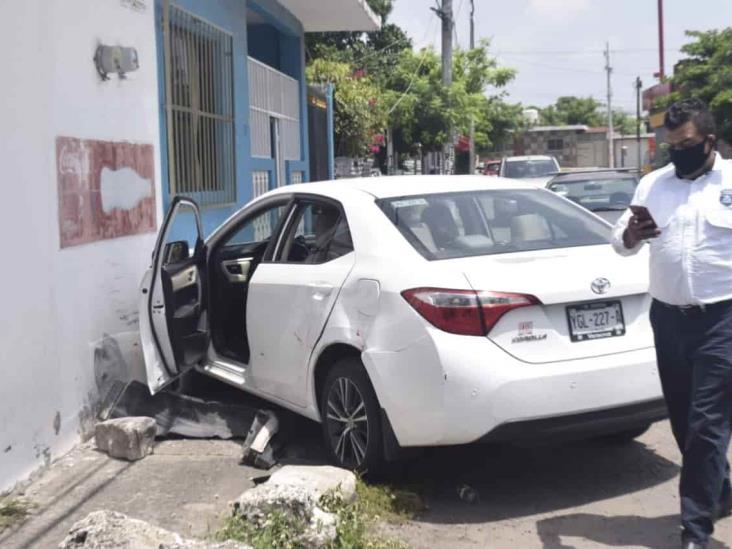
494, 48, 682, 55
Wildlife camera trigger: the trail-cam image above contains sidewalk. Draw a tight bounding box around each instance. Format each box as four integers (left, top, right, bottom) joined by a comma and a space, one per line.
0, 439, 256, 549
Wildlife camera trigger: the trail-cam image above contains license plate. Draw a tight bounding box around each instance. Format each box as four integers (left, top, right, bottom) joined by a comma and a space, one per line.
566, 300, 625, 342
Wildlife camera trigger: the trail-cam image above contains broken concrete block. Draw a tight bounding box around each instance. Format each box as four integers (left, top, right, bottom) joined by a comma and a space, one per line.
59, 510, 250, 548
267, 465, 357, 503
234, 466, 357, 547
94, 417, 156, 461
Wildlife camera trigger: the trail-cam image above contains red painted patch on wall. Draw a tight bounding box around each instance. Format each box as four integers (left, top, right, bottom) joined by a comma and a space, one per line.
57, 136, 156, 248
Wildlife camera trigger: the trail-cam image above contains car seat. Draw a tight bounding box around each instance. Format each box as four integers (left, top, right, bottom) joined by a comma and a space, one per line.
422, 203, 459, 249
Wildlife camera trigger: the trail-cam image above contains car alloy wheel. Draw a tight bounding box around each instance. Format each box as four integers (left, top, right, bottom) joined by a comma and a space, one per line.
320, 358, 383, 473
325, 377, 369, 469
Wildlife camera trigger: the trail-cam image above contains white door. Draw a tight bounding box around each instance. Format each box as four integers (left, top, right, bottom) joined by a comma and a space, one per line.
246, 198, 356, 406
139, 197, 208, 394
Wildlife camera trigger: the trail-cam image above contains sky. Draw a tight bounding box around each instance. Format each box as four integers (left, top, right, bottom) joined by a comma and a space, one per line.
389, 0, 732, 115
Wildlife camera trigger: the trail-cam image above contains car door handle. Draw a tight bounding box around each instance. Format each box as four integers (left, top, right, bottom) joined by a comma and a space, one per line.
309, 283, 334, 300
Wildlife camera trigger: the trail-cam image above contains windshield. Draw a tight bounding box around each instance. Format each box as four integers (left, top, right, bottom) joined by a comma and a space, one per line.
378, 189, 611, 260
548, 177, 637, 212
504, 159, 557, 179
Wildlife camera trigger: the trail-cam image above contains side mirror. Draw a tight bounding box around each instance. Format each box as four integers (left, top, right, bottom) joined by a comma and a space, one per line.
162, 240, 190, 265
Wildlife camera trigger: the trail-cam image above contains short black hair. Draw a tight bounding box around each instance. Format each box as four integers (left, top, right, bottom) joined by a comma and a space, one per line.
664, 98, 716, 135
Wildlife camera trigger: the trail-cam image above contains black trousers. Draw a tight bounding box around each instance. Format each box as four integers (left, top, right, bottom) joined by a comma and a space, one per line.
650, 298, 732, 542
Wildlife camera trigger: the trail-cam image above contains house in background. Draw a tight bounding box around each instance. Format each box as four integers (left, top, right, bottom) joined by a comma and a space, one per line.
0, 0, 377, 494
510, 125, 656, 170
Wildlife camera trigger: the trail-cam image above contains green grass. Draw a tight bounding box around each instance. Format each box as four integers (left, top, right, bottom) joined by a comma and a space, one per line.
0, 499, 32, 533
216, 479, 423, 549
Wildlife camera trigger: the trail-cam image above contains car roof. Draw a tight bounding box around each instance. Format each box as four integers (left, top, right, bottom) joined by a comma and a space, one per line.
549, 170, 638, 183
503, 155, 555, 162
264, 175, 539, 200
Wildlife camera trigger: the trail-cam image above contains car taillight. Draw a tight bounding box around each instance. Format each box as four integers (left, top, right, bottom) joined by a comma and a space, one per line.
476, 291, 541, 333
402, 288, 540, 336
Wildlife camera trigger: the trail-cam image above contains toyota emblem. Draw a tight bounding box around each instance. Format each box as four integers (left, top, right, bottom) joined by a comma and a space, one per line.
591, 278, 611, 295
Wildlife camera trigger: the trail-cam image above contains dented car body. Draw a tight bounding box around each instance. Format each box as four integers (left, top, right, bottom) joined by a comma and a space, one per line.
139, 175, 665, 471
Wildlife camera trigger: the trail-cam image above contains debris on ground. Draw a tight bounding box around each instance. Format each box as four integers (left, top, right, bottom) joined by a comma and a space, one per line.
232, 466, 357, 547
95, 417, 156, 461
239, 410, 279, 470
59, 510, 251, 549
107, 381, 257, 439
457, 483, 480, 504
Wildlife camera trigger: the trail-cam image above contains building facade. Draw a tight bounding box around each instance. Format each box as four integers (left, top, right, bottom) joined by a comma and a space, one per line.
0, 0, 377, 493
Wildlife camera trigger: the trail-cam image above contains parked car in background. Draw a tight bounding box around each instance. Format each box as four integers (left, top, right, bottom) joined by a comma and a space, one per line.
482, 160, 501, 176
546, 169, 639, 223
140, 176, 663, 473
499, 155, 560, 185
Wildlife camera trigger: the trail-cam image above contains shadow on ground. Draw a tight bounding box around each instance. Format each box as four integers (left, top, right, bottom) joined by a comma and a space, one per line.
536, 513, 728, 549
392, 438, 678, 524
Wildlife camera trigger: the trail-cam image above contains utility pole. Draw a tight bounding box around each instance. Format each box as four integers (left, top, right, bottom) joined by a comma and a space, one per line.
468, 0, 476, 174
657, 0, 665, 80
636, 76, 643, 171
432, 0, 453, 173
605, 42, 614, 169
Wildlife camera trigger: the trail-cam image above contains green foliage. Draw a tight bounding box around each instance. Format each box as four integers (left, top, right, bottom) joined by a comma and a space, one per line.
538, 96, 640, 135
663, 28, 732, 143
384, 41, 518, 153
539, 96, 603, 127
217, 510, 307, 549
306, 3, 521, 158
216, 480, 422, 549
0, 499, 32, 533
307, 59, 388, 157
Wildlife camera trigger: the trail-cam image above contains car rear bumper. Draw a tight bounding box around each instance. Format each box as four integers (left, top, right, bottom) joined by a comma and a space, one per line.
476, 397, 667, 444
363, 330, 663, 447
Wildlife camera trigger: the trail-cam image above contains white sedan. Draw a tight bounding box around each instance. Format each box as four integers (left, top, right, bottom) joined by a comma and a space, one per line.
139, 175, 665, 472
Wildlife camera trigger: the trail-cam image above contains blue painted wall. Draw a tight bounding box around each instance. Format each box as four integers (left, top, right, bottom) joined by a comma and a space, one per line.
155, 0, 310, 238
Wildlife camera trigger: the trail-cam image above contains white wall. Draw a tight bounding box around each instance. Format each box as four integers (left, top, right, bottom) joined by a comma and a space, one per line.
0, 0, 162, 493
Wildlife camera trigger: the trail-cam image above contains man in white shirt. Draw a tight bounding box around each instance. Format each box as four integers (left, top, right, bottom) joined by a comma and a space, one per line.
612, 98, 732, 549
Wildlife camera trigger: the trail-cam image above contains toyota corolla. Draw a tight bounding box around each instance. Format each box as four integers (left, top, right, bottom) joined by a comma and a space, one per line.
139, 175, 665, 472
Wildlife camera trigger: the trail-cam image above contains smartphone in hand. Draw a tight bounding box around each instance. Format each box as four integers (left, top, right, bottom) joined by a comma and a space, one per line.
629, 205, 658, 230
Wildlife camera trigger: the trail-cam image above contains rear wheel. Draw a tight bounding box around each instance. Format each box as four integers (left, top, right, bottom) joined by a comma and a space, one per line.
320, 358, 383, 473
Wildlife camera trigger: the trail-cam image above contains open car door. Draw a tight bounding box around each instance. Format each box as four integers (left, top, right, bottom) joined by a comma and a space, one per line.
139, 196, 209, 394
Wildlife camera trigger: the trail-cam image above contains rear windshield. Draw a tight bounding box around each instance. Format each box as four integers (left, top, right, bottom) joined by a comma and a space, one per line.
378, 189, 611, 260
504, 159, 557, 178
548, 177, 637, 213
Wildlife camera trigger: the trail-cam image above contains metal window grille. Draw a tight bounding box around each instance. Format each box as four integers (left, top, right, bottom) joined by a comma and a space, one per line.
248, 57, 301, 162
252, 170, 270, 198
163, 4, 236, 206
290, 171, 304, 185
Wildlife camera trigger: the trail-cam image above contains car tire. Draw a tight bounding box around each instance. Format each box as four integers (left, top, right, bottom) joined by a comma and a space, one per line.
320, 357, 383, 474
599, 424, 651, 444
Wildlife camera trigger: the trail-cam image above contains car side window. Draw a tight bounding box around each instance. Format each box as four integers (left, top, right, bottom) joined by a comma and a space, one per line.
225, 204, 288, 248
277, 201, 353, 264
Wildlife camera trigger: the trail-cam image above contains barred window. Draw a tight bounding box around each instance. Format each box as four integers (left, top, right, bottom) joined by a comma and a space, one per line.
165, 6, 236, 206
547, 138, 564, 151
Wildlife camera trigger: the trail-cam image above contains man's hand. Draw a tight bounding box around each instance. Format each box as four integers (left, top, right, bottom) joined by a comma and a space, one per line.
623, 215, 661, 249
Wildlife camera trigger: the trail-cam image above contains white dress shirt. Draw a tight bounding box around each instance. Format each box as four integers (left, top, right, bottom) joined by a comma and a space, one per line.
611, 153, 732, 306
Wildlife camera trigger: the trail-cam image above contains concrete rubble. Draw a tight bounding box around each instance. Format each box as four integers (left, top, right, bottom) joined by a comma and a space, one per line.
235, 465, 357, 547
94, 417, 156, 461
58, 510, 251, 549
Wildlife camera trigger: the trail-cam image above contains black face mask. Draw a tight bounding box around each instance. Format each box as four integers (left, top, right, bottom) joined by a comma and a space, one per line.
669, 138, 711, 177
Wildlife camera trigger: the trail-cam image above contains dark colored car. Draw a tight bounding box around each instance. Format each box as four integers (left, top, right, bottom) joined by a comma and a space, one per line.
546, 169, 639, 223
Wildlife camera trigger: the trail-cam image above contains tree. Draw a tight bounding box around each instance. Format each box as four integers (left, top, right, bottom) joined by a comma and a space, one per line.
539, 96, 603, 126
384, 41, 517, 153
664, 28, 732, 143
306, 59, 387, 157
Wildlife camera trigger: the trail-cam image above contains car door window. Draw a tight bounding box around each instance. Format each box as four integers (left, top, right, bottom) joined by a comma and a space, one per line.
225, 205, 288, 248
277, 201, 353, 264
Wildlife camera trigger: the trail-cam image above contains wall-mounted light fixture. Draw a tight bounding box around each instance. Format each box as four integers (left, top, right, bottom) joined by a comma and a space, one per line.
94, 45, 139, 80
